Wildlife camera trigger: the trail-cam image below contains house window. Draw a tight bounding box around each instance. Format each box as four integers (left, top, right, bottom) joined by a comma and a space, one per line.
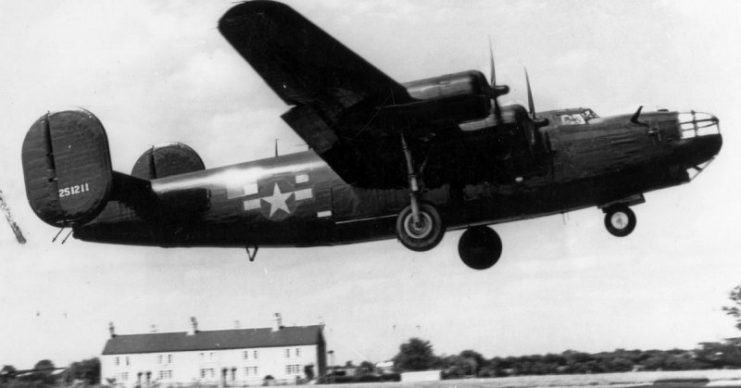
159, 370, 172, 380
120, 373, 128, 382
157, 355, 162, 364
253, 350, 258, 359
296, 348, 301, 357
167, 354, 172, 363
285, 365, 301, 375
285, 348, 290, 358
243, 350, 249, 360
200, 369, 214, 379
126, 356, 130, 366
244, 366, 258, 376
114, 357, 120, 366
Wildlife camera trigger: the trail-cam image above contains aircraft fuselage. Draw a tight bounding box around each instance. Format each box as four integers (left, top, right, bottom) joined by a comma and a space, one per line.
73, 109, 721, 249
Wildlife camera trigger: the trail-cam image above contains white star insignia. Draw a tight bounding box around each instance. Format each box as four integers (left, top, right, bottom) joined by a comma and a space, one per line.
262, 183, 292, 217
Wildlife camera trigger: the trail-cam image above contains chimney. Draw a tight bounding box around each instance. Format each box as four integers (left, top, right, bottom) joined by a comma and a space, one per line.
188, 317, 199, 335
109, 322, 116, 338
150, 324, 157, 333
272, 313, 283, 332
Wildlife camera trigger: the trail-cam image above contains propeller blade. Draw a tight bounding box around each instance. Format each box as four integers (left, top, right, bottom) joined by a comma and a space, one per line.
487, 39, 510, 123
523, 68, 550, 128
489, 37, 496, 88
525, 67, 535, 118
630, 105, 644, 124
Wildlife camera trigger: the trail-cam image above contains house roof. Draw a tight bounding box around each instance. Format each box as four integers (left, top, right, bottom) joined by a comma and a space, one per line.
102, 326, 324, 355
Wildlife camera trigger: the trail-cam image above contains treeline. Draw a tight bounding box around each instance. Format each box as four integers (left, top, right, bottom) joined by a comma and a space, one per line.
0, 358, 99, 388
391, 337, 741, 379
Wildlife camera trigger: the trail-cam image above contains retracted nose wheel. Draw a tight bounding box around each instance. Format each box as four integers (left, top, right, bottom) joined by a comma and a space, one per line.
603, 205, 636, 237
396, 203, 444, 251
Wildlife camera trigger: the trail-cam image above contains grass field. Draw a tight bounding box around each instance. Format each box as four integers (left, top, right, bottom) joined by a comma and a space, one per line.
305, 369, 741, 388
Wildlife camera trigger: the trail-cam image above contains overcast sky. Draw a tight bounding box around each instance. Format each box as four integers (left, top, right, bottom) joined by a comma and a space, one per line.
1, 0, 741, 370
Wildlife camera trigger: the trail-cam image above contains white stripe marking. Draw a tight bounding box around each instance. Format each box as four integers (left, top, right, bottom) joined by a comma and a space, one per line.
296, 174, 309, 184
317, 210, 332, 218
294, 188, 313, 201
226, 182, 258, 199
243, 199, 261, 211
243, 182, 258, 196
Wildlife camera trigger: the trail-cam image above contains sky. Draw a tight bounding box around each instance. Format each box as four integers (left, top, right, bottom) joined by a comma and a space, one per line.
1, 0, 741, 371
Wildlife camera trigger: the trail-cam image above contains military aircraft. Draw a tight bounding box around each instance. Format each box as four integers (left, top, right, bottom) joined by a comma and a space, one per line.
20, 1, 722, 270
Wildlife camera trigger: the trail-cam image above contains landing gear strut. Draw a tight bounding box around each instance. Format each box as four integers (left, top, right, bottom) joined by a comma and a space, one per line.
603, 205, 636, 237
395, 134, 445, 251
458, 226, 502, 270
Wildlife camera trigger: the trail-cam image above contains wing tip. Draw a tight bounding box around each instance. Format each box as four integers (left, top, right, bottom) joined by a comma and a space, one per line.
219, 0, 295, 29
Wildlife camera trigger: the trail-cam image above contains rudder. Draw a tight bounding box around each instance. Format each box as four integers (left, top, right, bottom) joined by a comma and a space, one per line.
21, 110, 113, 227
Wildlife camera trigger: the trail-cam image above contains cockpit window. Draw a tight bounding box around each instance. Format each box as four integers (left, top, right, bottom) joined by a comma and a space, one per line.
559, 109, 599, 125
559, 114, 586, 125
582, 109, 599, 120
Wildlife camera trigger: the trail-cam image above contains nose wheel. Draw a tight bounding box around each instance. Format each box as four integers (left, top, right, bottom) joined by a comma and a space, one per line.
603, 205, 636, 237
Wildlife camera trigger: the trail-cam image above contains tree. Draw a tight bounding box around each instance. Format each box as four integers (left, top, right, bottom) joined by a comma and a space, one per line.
33, 360, 53, 373
64, 358, 100, 385
696, 340, 741, 367
459, 350, 485, 376
303, 365, 315, 381
723, 285, 741, 330
357, 361, 376, 376
393, 338, 437, 371
0, 365, 17, 383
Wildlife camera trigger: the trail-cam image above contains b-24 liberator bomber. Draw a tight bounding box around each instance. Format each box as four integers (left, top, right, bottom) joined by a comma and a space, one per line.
21, 1, 722, 269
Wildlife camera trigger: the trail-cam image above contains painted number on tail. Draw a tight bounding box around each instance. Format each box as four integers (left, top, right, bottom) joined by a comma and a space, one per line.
59, 183, 90, 198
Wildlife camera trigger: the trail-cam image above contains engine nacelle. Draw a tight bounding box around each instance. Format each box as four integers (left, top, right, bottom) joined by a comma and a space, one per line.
404, 70, 490, 100
21, 110, 113, 227
401, 70, 492, 123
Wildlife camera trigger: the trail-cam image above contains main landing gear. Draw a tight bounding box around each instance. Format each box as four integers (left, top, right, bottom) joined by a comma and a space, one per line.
395, 134, 446, 252
392, 133, 500, 269
603, 204, 637, 237
396, 203, 445, 251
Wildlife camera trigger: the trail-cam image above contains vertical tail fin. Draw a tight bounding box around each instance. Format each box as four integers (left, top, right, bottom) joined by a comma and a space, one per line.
21, 110, 113, 227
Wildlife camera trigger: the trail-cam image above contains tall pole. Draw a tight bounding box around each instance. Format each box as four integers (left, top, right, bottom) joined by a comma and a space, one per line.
0, 188, 26, 244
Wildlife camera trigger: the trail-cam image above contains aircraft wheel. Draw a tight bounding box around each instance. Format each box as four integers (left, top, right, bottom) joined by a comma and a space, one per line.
604, 205, 636, 237
458, 226, 502, 270
396, 203, 444, 252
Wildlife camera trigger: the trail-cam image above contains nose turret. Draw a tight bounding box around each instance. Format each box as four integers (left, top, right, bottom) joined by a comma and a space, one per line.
672, 111, 722, 167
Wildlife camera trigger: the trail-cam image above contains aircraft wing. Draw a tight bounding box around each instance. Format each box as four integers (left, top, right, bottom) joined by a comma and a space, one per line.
219, 1, 461, 188
218, 1, 411, 111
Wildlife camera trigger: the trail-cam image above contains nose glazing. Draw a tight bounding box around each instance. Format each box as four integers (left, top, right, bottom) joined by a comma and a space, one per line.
673, 111, 722, 166
677, 111, 719, 138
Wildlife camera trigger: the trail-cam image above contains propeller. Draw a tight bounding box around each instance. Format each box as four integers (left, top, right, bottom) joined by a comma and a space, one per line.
0, 188, 26, 244
487, 38, 509, 121
523, 67, 549, 128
